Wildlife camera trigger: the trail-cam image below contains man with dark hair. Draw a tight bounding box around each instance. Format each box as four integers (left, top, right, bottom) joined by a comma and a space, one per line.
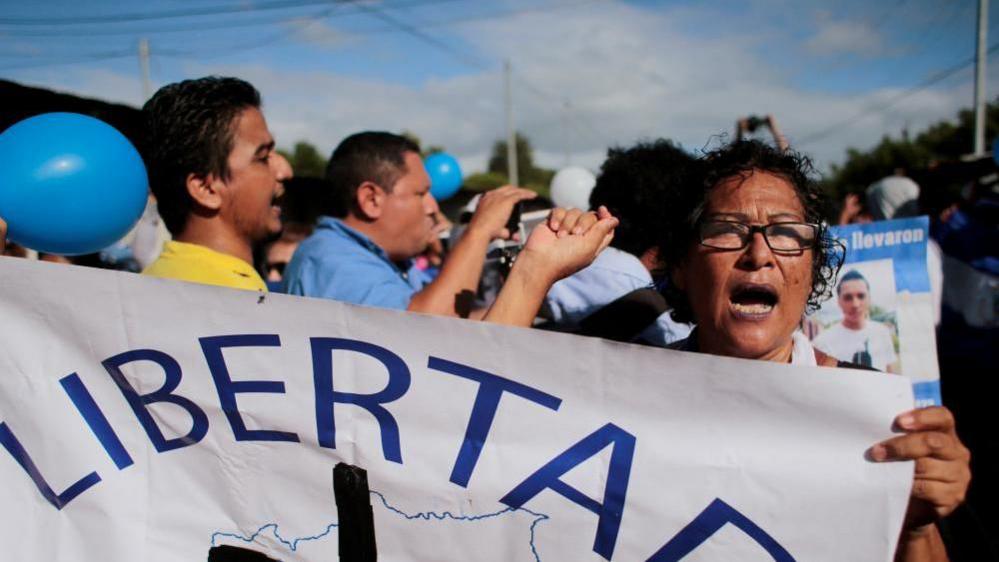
140, 76, 290, 291
543, 139, 693, 345
284, 131, 536, 317
813, 269, 898, 371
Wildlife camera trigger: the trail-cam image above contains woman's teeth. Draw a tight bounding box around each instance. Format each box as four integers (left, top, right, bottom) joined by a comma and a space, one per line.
732, 302, 774, 314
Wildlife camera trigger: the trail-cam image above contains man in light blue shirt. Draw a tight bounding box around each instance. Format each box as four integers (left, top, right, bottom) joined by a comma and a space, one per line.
546, 246, 691, 346
284, 131, 535, 317
284, 216, 434, 309
544, 139, 694, 345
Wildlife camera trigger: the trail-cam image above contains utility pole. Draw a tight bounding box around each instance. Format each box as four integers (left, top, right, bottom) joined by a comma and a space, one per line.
138, 38, 152, 102
504, 59, 519, 186
974, 0, 989, 155
562, 99, 571, 167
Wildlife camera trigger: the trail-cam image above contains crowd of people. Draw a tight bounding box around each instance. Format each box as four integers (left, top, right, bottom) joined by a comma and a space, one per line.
1, 74, 995, 561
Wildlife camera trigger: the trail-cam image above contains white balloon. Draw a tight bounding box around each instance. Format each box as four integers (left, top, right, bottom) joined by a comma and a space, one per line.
549, 166, 596, 210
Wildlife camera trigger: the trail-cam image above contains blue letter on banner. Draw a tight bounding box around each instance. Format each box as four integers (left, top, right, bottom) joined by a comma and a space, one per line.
200, 334, 299, 443
0, 422, 101, 510
645, 498, 795, 561
101, 349, 209, 453
500, 423, 636, 560
60, 373, 134, 470
311, 338, 410, 463
427, 356, 562, 487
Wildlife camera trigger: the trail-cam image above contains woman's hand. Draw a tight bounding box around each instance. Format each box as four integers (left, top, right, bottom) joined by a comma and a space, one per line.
871, 406, 970, 531
483, 206, 617, 327
519, 205, 618, 285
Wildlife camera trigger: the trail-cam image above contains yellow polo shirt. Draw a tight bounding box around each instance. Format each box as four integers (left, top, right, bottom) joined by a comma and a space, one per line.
142, 241, 266, 292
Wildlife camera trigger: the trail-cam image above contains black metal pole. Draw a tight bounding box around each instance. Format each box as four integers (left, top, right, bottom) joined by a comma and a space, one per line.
333, 462, 378, 562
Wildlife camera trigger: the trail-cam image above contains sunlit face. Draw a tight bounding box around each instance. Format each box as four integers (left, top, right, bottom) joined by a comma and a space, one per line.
217, 107, 289, 243
378, 151, 438, 261
837, 278, 869, 328
674, 170, 813, 361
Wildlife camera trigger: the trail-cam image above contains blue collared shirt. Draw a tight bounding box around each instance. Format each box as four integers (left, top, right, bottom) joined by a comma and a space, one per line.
283, 217, 431, 310
544, 246, 692, 346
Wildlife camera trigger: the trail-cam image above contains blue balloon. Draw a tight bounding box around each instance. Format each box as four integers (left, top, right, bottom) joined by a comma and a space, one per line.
0, 113, 148, 255
424, 152, 463, 201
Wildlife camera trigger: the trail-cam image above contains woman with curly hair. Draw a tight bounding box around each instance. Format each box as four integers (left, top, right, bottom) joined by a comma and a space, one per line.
659, 140, 969, 561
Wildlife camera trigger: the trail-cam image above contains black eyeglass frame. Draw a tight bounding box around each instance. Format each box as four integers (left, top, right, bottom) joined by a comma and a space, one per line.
696, 220, 820, 253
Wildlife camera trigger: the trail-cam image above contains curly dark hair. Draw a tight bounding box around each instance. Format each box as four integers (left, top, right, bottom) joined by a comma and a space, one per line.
589, 139, 695, 257
140, 76, 261, 235
324, 131, 421, 218
658, 140, 843, 323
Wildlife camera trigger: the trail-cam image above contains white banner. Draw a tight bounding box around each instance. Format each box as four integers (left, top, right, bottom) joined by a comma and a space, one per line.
0, 256, 914, 561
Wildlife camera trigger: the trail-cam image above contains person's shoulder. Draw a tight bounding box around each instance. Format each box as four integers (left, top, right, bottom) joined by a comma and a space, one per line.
812, 321, 843, 343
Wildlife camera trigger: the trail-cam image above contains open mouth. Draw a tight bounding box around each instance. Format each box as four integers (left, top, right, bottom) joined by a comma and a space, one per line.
729, 283, 779, 317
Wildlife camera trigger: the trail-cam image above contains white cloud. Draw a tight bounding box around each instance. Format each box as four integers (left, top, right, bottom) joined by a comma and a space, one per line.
282, 16, 354, 50
805, 13, 885, 57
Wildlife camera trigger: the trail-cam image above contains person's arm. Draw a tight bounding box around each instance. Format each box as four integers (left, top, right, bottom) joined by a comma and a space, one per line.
765, 114, 789, 152
0, 217, 6, 254
838, 193, 864, 225
485, 206, 618, 327
870, 407, 971, 562
407, 186, 536, 317
894, 525, 949, 562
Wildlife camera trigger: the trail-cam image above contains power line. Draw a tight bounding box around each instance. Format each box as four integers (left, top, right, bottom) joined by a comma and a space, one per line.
157, 5, 343, 60
354, 2, 492, 70
796, 40, 999, 147
509, 68, 605, 144
0, 0, 462, 37
0, 8, 334, 37
352, 1, 607, 145
0, 0, 348, 26
361, 0, 604, 34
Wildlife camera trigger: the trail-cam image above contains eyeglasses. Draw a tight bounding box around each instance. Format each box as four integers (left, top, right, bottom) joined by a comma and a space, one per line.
698, 220, 819, 252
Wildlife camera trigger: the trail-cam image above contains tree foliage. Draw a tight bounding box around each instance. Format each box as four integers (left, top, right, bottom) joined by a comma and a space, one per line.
463, 171, 509, 193
400, 129, 445, 157
822, 98, 999, 203
278, 141, 328, 178
487, 132, 555, 193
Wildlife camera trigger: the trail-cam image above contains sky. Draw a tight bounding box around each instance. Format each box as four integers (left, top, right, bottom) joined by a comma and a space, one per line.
1, 0, 997, 176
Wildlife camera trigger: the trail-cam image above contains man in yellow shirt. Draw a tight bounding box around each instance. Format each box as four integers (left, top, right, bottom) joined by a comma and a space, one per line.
140, 77, 291, 291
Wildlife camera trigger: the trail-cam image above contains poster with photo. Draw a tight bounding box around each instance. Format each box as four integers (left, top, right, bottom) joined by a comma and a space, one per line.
806, 216, 940, 406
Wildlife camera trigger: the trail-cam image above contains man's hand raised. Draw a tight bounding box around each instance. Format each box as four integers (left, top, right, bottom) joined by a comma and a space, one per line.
466, 185, 537, 241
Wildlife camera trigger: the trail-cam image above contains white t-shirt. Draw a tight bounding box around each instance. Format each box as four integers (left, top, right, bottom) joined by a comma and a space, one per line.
812, 321, 898, 371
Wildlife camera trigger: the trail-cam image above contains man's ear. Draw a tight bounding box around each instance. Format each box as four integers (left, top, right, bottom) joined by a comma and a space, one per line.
639, 246, 660, 273
186, 172, 224, 211
354, 181, 385, 220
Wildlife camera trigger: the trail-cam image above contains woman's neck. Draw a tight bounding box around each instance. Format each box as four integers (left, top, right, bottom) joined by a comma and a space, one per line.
696, 330, 795, 364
